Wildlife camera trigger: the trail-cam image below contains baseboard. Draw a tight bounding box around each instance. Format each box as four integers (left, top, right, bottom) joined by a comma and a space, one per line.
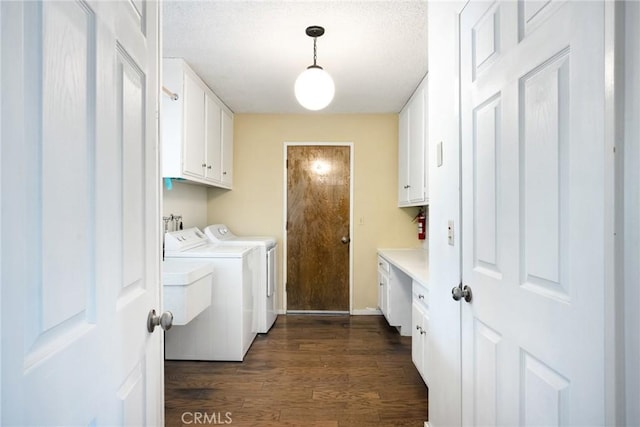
424, 422, 430, 427
351, 308, 382, 315
277, 308, 382, 315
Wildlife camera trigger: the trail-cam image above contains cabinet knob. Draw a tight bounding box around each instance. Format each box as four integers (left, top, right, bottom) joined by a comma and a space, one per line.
418, 294, 424, 299
223, 171, 227, 175
379, 282, 384, 287
207, 165, 212, 169
201, 163, 207, 168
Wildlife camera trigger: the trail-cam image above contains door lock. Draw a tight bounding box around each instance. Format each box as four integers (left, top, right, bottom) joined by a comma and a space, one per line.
341, 236, 351, 244
451, 284, 472, 303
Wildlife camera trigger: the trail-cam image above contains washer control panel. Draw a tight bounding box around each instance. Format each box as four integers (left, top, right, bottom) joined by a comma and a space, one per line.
165, 227, 208, 252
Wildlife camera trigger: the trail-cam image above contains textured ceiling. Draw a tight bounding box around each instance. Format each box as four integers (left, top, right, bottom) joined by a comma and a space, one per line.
163, 0, 428, 114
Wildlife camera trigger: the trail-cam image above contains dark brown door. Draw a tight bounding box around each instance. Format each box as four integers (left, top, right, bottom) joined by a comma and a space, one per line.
286, 145, 350, 311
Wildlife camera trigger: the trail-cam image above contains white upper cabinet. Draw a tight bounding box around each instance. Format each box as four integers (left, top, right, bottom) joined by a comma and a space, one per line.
398, 75, 428, 206
162, 58, 233, 189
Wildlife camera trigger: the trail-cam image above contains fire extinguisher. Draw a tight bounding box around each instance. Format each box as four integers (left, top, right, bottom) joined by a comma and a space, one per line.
414, 208, 426, 240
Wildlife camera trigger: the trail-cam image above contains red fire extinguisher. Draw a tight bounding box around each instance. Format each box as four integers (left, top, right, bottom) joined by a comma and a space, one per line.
414, 208, 426, 240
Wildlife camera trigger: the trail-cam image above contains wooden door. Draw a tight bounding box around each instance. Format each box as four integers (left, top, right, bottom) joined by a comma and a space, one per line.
1, 0, 162, 424
460, 1, 607, 425
286, 145, 350, 311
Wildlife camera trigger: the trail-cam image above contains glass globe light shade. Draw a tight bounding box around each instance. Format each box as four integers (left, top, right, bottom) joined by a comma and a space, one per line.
294, 66, 335, 111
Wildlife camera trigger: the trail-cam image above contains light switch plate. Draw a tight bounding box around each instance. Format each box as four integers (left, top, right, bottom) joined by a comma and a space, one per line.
447, 220, 454, 246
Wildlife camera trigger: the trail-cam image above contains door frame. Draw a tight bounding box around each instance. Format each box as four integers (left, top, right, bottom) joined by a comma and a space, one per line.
282, 142, 354, 314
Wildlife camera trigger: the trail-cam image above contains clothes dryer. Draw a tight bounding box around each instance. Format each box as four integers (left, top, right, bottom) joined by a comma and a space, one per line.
204, 224, 278, 333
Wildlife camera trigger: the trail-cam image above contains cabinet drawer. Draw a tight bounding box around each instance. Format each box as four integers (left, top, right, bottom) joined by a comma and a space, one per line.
377, 256, 390, 274
412, 280, 429, 309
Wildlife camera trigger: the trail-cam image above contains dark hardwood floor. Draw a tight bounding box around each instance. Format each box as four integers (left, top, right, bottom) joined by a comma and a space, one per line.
165, 315, 428, 426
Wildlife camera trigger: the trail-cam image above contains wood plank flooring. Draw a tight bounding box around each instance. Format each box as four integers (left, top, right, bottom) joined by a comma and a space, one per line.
165, 315, 428, 426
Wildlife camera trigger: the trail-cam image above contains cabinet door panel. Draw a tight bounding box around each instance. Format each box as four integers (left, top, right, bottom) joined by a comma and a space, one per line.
398, 107, 410, 204
205, 94, 222, 182
412, 300, 425, 377
379, 272, 389, 321
221, 109, 233, 187
408, 85, 426, 203
183, 73, 205, 177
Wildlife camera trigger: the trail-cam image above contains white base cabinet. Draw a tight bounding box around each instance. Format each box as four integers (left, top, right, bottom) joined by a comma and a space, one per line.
162, 58, 233, 189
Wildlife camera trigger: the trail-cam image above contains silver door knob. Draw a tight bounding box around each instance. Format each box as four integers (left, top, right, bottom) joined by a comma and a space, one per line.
147, 309, 173, 333
451, 285, 472, 303
341, 236, 351, 244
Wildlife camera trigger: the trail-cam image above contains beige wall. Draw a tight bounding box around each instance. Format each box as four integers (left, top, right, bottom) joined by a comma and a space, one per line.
163, 181, 209, 230
207, 114, 423, 312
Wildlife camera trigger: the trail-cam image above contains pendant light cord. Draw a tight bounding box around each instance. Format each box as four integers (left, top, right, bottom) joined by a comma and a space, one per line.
313, 37, 317, 67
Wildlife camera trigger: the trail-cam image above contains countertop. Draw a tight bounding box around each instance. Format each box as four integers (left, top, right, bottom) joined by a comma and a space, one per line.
377, 248, 429, 286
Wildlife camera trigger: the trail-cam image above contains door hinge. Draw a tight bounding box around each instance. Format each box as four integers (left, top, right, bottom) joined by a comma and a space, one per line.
286, 158, 289, 168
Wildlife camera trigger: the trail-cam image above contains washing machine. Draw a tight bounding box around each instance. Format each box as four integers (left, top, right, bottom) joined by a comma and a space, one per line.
204, 224, 278, 333
163, 227, 260, 361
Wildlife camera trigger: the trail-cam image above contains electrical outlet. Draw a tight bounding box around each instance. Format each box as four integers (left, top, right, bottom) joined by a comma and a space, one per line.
447, 220, 454, 246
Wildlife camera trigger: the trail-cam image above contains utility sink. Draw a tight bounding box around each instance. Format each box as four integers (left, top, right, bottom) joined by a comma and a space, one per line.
162, 259, 213, 326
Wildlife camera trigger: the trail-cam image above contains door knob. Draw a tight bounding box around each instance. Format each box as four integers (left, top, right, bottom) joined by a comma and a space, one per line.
341, 236, 351, 244
451, 284, 472, 303
147, 309, 173, 333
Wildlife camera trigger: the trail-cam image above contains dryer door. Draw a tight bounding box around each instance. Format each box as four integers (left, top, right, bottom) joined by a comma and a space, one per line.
267, 246, 276, 297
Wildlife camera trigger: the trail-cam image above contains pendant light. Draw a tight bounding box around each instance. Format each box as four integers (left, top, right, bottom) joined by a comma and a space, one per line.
295, 26, 335, 111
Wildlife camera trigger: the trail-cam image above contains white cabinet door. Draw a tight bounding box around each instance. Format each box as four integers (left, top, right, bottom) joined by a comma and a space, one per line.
221, 108, 234, 188
1, 0, 162, 425
379, 272, 389, 321
461, 1, 607, 425
377, 257, 390, 321
398, 76, 428, 207
398, 106, 410, 204
182, 71, 206, 178
205, 94, 222, 182
412, 281, 430, 385
408, 83, 426, 204
412, 299, 426, 377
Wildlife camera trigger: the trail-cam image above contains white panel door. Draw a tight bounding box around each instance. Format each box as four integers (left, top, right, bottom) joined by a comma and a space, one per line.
1, 0, 162, 425
460, 1, 607, 425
